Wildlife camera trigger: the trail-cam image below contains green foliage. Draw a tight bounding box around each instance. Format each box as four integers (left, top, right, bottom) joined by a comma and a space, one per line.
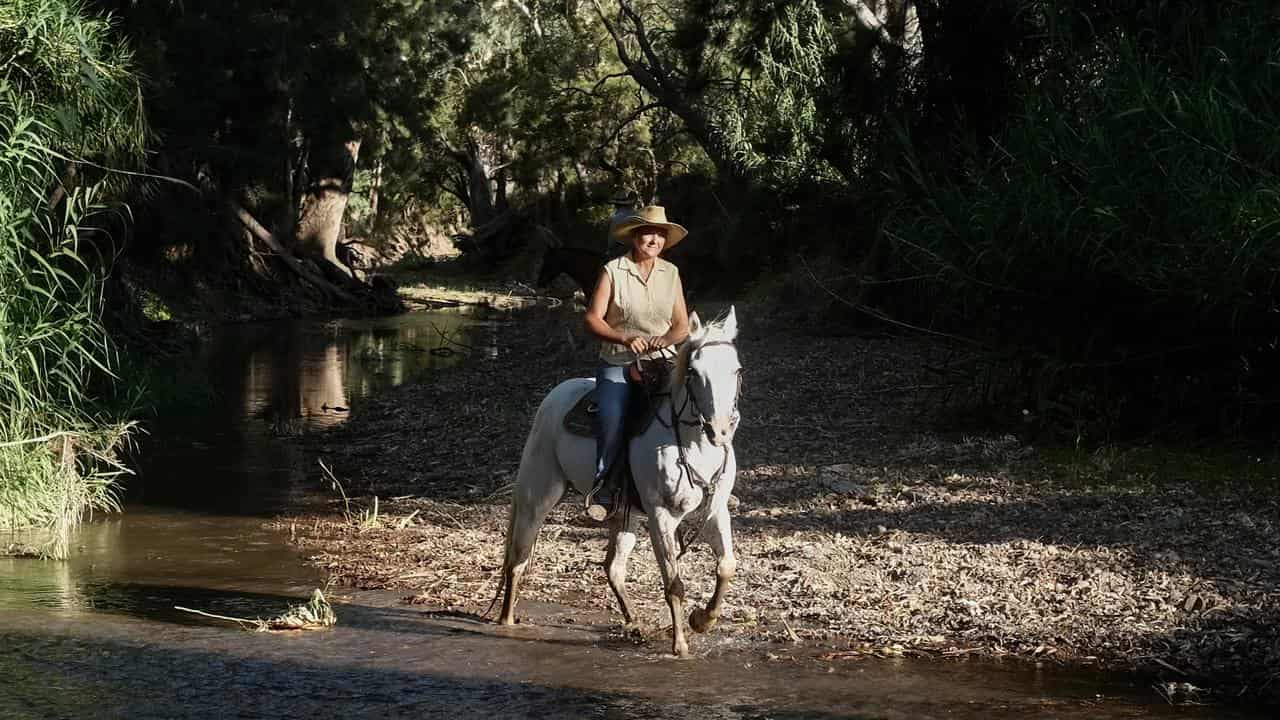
0, 0, 143, 557
716, 0, 839, 191
90, 0, 479, 229
57, 0, 1275, 442
881, 0, 1280, 436
0, 0, 146, 170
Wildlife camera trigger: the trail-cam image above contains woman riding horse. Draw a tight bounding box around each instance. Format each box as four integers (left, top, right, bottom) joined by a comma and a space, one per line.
582, 205, 691, 520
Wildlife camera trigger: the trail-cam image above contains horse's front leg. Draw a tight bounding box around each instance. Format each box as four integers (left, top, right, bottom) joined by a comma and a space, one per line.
648, 507, 690, 657
689, 501, 736, 634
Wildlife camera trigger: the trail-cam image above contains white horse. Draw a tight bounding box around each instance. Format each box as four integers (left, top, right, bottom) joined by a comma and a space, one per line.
497, 307, 742, 657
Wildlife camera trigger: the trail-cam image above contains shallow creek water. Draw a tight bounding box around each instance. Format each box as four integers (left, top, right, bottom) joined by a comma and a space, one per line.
0, 311, 1265, 719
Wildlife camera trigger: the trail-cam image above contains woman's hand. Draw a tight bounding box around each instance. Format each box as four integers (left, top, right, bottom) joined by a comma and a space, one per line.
625, 335, 650, 355
648, 335, 670, 351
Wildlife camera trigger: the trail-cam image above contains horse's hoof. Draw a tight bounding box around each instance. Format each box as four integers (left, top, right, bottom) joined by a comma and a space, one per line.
688, 608, 716, 634
673, 642, 691, 658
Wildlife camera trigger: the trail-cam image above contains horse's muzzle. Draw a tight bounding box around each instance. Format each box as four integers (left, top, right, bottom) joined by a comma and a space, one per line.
704, 417, 734, 447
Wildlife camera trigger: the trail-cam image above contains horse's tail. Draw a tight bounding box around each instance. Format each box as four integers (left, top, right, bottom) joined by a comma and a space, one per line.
481, 497, 517, 620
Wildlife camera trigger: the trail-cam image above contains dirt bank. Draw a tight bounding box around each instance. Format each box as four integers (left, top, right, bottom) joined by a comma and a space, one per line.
284, 305, 1280, 704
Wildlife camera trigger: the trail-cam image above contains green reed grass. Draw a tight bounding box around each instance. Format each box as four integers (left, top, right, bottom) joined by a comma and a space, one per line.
1, 0, 146, 557
880, 1, 1280, 437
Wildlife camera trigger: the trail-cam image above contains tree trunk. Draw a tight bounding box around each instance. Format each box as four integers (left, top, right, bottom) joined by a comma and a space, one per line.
464, 142, 495, 228
295, 138, 361, 274
281, 98, 296, 242
46, 162, 79, 211
369, 157, 383, 222
495, 166, 508, 214
232, 202, 359, 304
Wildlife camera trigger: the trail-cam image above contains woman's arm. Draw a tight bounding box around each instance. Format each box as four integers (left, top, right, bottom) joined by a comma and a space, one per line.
585, 268, 649, 355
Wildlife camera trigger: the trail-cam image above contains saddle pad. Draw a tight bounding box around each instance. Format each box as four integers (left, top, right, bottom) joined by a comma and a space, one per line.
561, 387, 662, 439
562, 391, 596, 438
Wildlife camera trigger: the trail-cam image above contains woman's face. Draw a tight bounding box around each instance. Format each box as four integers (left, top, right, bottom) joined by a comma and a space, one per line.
630, 226, 668, 260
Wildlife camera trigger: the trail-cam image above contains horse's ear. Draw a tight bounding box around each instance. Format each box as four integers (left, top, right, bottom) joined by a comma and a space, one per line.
688, 311, 702, 334
721, 305, 738, 340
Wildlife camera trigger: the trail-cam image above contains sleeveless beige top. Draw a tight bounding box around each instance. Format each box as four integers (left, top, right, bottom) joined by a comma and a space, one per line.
599, 255, 683, 366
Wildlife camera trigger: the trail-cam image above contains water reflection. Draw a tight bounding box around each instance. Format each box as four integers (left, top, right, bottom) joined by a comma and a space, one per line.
126, 311, 486, 515
219, 311, 480, 431
0, 507, 322, 615
3, 310, 484, 619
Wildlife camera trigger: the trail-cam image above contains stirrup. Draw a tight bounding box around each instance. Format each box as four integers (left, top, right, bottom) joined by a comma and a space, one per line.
586, 501, 610, 522
584, 491, 612, 522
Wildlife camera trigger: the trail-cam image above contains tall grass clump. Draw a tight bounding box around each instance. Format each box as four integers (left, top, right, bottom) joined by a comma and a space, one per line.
0, 0, 146, 557
881, 1, 1280, 439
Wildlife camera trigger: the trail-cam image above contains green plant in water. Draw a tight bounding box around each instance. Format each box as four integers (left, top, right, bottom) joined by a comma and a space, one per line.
318, 458, 380, 530
0, 0, 147, 557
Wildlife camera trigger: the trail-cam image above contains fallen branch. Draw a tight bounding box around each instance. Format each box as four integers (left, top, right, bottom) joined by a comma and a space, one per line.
798, 255, 981, 346
429, 322, 475, 353
173, 606, 264, 630
229, 202, 360, 304
174, 588, 337, 632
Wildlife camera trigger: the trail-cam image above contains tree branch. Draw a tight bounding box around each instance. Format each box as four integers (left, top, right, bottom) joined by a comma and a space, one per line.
556, 85, 599, 102
617, 0, 670, 81
592, 0, 636, 67
599, 102, 662, 151
509, 0, 544, 38
442, 182, 469, 207
230, 202, 359, 304
591, 0, 738, 178
590, 70, 633, 94
594, 149, 626, 182
841, 0, 906, 48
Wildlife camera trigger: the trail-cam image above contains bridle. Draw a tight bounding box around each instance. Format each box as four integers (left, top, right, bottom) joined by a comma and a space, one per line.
658, 339, 741, 493
631, 338, 742, 554
679, 340, 741, 435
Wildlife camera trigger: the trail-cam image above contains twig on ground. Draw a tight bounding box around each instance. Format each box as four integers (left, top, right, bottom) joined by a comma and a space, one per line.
175, 589, 336, 632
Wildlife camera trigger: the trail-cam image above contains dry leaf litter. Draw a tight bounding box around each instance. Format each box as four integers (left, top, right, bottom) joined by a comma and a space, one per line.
277, 307, 1280, 701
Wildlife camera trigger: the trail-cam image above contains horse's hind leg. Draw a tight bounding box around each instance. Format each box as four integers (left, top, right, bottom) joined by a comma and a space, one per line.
690, 504, 736, 634
604, 511, 641, 627
499, 474, 566, 626
647, 507, 690, 657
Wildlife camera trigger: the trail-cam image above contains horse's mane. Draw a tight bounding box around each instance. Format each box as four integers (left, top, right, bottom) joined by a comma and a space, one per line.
671, 309, 738, 390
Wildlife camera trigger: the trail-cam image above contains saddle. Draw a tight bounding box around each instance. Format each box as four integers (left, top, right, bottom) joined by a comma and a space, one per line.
562, 358, 674, 439
567, 357, 675, 521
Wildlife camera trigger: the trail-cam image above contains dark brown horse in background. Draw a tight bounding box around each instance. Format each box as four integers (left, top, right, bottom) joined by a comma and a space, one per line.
536, 246, 605, 297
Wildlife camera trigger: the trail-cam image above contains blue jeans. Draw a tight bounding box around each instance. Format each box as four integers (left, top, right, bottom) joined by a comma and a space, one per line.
594, 362, 635, 486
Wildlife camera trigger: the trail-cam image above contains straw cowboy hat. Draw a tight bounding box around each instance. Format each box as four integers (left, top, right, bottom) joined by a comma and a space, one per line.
609, 205, 689, 249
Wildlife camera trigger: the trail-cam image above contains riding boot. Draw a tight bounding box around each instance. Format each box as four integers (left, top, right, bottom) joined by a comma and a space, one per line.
590, 362, 631, 522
